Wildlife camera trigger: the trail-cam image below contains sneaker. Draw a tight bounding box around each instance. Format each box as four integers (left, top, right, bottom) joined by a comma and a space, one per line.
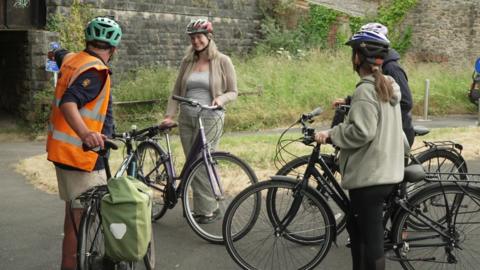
195, 208, 222, 224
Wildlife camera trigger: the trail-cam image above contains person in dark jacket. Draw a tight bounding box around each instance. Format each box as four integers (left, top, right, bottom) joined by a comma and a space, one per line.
333, 22, 415, 146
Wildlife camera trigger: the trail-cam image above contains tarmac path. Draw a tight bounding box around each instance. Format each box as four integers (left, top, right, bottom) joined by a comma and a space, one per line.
0, 115, 479, 269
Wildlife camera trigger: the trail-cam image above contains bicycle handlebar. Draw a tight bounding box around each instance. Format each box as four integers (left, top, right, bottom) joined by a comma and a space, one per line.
82, 139, 118, 155
299, 107, 322, 122
172, 95, 223, 111
112, 122, 178, 141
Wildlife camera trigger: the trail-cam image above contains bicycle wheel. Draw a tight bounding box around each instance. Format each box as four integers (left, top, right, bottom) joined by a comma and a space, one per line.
143, 229, 155, 270
391, 184, 480, 270
223, 179, 335, 270
136, 141, 169, 220
183, 152, 259, 244
276, 154, 347, 235
77, 201, 106, 270
409, 149, 468, 192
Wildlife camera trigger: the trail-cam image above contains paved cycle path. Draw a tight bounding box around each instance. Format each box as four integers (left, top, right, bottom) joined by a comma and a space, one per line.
0, 114, 479, 270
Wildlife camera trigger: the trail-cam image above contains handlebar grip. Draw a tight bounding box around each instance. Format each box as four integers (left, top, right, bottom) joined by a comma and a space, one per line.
308, 107, 323, 118
172, 95, 195, 104
300, 107, 323, 122
82, 139, 118, 152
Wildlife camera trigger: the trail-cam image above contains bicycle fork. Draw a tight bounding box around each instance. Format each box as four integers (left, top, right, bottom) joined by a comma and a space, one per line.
274, 182, 307, 236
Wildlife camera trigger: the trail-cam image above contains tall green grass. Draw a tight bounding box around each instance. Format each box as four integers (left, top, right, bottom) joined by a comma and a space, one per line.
112, 49, 475, 132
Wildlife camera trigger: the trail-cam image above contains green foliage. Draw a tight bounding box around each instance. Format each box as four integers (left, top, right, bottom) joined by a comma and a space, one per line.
300, 5, 340, 48
377, 0, 418, 53
348, 16, 365, 33
257, 0, 418, 55
25, 86, 54, 134
254, 17, 305, 55
113, 67, 177, 131
46, 0, 96, 51
255, 3, 341, 55
377, 0, 417, 30
25, 49, 475, 134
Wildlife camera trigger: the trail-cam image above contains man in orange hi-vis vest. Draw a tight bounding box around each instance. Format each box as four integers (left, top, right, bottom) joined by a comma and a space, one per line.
46, 16, 122, 270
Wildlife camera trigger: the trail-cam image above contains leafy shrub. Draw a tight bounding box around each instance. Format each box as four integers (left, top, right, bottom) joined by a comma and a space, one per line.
46, 0, 96, 51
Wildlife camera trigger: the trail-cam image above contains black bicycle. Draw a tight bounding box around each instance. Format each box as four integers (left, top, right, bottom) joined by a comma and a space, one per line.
133, 95, 259, 244
275, 106, 467, 235
222, 108, 480, 270
76, 140, 155, 270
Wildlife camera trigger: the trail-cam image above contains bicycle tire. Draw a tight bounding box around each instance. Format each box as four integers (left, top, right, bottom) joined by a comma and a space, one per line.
223, 179, 335, 270
77, 201, 106, 270
391, 183, 480, 270
182, 152, 259, 244
136, 141, 169, 220
415, 148, 467, 174
406, 149, 468, 230
409, 148, 468, 192
143, 229, 155, 270
276, 154, 347, 235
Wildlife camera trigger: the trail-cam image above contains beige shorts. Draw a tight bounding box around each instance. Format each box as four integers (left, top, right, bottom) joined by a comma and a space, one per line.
55, 167, 107, 208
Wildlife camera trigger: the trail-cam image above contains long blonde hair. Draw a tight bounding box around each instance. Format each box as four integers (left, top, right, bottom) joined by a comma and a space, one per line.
184, 33, 219, 62
371, 65, 393, 102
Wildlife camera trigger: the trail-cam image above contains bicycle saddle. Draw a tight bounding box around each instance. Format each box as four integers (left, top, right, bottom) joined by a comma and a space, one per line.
413, 125, 430, 136
403, 164, 426, 183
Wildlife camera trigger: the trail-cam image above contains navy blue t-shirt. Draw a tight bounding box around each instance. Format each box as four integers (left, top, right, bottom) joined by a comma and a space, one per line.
54, 49, 114, 171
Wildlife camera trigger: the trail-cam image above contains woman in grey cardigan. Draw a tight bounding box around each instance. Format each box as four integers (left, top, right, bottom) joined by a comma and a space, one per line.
315, 30, 404, 270
161, 18, 237, 224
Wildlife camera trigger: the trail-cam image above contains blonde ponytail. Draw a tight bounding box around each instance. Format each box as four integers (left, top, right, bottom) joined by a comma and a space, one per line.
371, 66, 393, 102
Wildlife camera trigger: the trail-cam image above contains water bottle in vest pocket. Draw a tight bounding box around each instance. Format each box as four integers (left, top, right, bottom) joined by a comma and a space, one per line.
101, 176, 152, 262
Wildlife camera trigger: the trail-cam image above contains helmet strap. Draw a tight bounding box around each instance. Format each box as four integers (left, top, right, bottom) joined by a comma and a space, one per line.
194, 38, 210, 54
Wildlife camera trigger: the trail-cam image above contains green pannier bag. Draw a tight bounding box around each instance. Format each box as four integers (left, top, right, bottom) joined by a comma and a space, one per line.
101, 176, 152, 262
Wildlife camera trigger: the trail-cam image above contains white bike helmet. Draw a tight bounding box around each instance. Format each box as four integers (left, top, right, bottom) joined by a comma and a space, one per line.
360, 22, 389, 37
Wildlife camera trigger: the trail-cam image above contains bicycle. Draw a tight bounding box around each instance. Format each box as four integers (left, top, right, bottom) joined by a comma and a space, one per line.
76, 140, 155, 270
222, 108, 480, 270
133, 95, 259, 244
275, 106, 467, 234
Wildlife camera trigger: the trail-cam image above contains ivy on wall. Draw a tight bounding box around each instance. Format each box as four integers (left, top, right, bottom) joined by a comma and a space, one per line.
45, 0, 96, 51
349, 0, 418, 54
301, 5, 340, 48
256, 1, 342, 55
257, 0, 418, 55
377, 0, 418, 53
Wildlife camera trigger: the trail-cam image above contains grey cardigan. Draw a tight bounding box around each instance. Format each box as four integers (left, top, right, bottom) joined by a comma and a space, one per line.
165, 52, 238, 117
330, 75, 404, 190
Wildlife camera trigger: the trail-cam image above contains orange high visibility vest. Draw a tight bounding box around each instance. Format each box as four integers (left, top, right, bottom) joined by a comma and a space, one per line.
46, 51, 111, 172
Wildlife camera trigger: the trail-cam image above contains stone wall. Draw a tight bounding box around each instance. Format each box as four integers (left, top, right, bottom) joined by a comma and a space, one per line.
310, 0, 480, 65
1, 0, 261, 119
308, 0, 379, 17
404, 0, 480, 64
45, 0, 262, 75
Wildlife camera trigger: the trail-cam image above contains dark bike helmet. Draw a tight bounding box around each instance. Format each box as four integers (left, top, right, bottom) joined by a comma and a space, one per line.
346, 29, 390, 65
186, 18, 213, 35
85, 16, 122, 47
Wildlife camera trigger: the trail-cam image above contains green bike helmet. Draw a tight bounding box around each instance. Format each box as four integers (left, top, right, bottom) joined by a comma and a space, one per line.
85, 17, 122, 47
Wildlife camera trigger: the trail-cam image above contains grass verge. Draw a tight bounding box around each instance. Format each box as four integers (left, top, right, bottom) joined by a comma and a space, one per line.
16, 126, 480, 195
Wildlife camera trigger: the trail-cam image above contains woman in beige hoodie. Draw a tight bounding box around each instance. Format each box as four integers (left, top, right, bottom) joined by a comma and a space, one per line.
315, 29, 404, 270
161, 18, 237, 224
